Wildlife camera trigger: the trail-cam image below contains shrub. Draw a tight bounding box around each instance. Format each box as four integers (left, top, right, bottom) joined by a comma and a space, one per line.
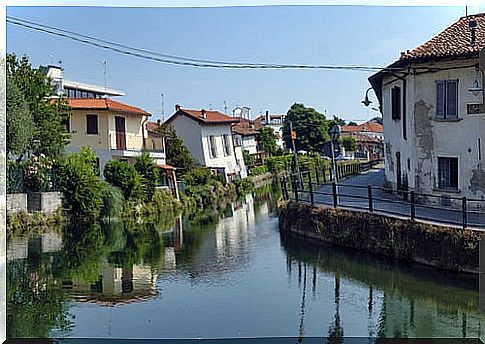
183, 167, 212, 187
104, 160, 143, 201
249, 165, 268, 176
233, 177, 254, 196
58, 147, 104, 218
100, 182, 124, 219
134, 152, 159, 201
24, 154, 56, 192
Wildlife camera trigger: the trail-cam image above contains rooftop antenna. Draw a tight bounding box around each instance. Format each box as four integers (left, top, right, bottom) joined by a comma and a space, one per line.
102, 60, 107, 96
161, 93, 165, 122
224, 101, 227, 115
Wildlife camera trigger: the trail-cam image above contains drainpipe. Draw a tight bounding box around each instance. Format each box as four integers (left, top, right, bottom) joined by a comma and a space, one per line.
142, 115, 149, 150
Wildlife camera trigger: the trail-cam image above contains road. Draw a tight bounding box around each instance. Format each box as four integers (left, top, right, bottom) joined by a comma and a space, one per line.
296, 167, 485, 230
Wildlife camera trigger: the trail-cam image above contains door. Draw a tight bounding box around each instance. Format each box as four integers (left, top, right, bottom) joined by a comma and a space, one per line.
115, 116, 126, 150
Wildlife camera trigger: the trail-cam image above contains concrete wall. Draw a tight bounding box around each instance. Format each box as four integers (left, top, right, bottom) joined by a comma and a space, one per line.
7, 193, 27, 213
382, 58, 485, 200
201, 124, 240, 175
27, 192, 62, 213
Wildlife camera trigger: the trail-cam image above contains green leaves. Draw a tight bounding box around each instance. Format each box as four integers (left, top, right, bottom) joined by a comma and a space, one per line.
259, 127, 277, 156
154, 122, 195, 170
134, 152, 159, 202
104, 160, 143, 201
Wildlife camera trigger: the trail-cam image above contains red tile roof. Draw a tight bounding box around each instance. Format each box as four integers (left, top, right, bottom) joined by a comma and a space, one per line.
400, 13, 485, 62
166, 108, 239, 125
68, 98, 150, 116
342, 121, 383, 133
146, 121, 160, 132
351, 133, 382, 144
231, 118, 263, 136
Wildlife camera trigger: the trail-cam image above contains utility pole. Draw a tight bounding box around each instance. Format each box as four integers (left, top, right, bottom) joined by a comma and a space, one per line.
102, 60, 107, 96
289, 120, 302, 189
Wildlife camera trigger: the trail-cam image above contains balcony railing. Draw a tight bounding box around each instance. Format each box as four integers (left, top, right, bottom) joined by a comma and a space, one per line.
109, 133, 165, 159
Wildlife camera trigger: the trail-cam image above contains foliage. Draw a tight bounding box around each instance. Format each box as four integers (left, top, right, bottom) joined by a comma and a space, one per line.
58, 147, 104, 218
6, 75, 34, 157
340, 136, 356, 152
250, 165, 268, 176
7, 208, 63, 238
242, 149, 255, 166
331, 115, 347, 126
259, 127, 277, 156
233, 177, 254, 196
371, 116, 383, 125
153, 122, 195, 171
183, 167, 213, 187
282, 103, 330, 153
134, 152, 159, 201
7, 53, 70, 158
265, 154, 294, 174
24, 154, 57, 192
104, 160, 143, 201
99, 182, 125, 219
347, 121, 358, 126
143, 189, 180, 224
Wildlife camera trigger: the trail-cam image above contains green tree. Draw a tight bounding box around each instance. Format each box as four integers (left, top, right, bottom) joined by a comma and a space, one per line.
7, 53, 69, 158
347, 121, 358, 126
58, 147, 104, 218
134, 152, 159, 201
6, 76, 34, 158
340, 136, 357, 151
259, 127, 277, 156
242, 149, 255, 166
282, 103, 330, 153
104, 160, 143, 201
331, 115, 346, 126
154, 122, 195, 171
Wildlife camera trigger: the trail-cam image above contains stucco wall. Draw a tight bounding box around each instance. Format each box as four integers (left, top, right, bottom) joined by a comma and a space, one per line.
201, 125, 239, 175
242, 136, 258, 155
170, 115, 204, 164
382, 58, 484, 200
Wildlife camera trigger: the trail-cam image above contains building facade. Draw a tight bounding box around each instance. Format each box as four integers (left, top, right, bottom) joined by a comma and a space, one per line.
341, 120, 384, 160
165, 106, 247, 180
369, 14, 485, 202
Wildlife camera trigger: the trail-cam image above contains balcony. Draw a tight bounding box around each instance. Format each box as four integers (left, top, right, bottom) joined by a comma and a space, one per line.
109, 133, 166, 160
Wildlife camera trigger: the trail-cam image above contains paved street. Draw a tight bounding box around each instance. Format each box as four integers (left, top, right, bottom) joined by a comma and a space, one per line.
297, 167, 485, 230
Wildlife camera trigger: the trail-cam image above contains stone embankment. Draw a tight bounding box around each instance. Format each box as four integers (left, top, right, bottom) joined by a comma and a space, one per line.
279, 201, 483, 273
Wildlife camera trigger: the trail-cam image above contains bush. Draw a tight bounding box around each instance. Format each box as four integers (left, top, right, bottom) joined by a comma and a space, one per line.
58, 147, 104, 218
183, 167, 213, 187
233, 177, 254, 196
134, 152, 159, 202
100, 182, 124, 219
249, 165, 268, 176
104, 160, 143, 201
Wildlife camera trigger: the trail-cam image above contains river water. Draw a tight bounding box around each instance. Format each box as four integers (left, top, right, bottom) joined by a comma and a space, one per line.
7, 188, 484, 339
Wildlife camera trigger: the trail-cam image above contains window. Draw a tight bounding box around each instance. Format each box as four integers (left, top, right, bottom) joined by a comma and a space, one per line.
209, 136, 218, 158
223, 134, 232, 156
86, 114, 98, 134
391, 86, 401, 120
61, 114, 70, 133
436, 80, 458, 119
438, 157, 458, 189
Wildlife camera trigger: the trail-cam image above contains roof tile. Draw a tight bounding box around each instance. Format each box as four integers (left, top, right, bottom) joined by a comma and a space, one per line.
68, 98, 149, 116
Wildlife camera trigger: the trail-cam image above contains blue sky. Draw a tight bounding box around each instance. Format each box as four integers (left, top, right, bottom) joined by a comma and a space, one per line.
6, 5, 474, 122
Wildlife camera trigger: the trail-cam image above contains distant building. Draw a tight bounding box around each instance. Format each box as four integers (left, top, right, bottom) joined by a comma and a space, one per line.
341, 120, 384, 160
369, 14, 485, 200
255, 111, 286, 150
165, 105, 247, 180
231, 108, 267, 165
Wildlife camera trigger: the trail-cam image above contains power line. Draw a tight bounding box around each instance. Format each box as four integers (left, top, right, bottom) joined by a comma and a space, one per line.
7, 16, 398, 72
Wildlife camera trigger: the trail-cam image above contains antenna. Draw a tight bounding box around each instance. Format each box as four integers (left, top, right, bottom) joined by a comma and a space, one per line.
161, 93, 165, 122
102, 60, 107, 95
224, 101, 227, 115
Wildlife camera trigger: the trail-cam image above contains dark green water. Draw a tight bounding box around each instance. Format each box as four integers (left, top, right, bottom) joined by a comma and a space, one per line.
7, 189, 484, 339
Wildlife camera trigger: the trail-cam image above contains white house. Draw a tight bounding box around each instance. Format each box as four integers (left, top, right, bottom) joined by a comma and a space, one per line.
165, 105, 247, 180
255, 111, 286, 150
369, 14, 485, 203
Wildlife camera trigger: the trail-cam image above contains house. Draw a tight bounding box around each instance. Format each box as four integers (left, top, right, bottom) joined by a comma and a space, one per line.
165, 105, 248, 180
369, 14, 485, 202
41, 65, 178, 197
341, 120, 384, 160
231, 115, 267, 165
255, 111, 286, 150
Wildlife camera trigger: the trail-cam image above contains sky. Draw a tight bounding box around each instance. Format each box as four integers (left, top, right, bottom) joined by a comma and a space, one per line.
5, 5, 482, 123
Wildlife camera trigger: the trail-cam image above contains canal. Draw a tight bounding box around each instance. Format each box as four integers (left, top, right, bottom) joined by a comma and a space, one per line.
7, 188, 484, 339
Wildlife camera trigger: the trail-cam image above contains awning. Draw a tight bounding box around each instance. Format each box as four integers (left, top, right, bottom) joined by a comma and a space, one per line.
157, 164, 176, 170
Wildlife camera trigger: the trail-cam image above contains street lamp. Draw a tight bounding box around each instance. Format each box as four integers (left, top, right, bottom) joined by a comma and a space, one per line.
361, 87, 373, 107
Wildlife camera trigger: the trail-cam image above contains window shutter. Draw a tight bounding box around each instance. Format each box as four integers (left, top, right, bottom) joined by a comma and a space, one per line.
446, 80, 458, 119
86, 114, 98, 134
436, 81, 445, 119
391, 87, 401, 120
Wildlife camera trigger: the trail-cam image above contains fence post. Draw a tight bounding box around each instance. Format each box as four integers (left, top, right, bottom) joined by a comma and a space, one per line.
315, 166, 320, 185
280, 177, 286, 200
323, 167, 327, 183
410, 191, 415, 220
368, 185, 373, 212
308, 173, 314, 206
462, 197, 467, 230
332, 182, 338, 208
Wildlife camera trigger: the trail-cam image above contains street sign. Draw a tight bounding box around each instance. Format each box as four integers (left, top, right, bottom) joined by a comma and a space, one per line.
329, 125, 341, 140
291, 131, 297, 139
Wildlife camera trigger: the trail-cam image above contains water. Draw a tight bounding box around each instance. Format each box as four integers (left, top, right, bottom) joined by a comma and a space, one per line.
7, 190, 484, 339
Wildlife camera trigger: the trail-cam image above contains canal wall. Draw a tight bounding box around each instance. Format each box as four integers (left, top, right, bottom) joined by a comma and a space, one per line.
279, 201, 483, 273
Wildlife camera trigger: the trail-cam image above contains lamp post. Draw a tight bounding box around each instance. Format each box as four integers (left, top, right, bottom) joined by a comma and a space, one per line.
362, 87, 373, 107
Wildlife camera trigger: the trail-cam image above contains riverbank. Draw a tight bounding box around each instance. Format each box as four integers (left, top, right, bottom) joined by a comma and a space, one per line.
279, 200, 483, 273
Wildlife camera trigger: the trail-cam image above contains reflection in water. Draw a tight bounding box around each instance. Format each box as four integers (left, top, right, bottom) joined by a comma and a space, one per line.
6, 182, 485, 339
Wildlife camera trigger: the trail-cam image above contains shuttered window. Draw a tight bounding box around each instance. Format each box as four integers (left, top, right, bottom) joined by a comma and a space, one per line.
86, 114, 98, 134
209, 136, 218, 158
436, 80, 458, 119
391, 86, 401, 120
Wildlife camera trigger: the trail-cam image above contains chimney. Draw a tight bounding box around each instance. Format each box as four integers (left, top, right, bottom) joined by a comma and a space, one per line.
175, 104, 181, 112
400, 51, 406, 59
469, 19, 478, 46
265, 110, 269, 124
157, 119, 161, 126
201, 109, 207, 119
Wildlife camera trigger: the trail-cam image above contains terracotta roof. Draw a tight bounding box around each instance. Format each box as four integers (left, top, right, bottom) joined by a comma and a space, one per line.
166, 108, 239, 125
68, 98, 150, 116
342, 121, 383, 133
157, 164, 175, 170
400, 13, 485, 62
351, 133, 382, 143
232, 118, 263, 136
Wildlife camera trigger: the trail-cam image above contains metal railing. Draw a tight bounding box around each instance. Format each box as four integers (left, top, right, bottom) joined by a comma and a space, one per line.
280, 162, 484, 230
